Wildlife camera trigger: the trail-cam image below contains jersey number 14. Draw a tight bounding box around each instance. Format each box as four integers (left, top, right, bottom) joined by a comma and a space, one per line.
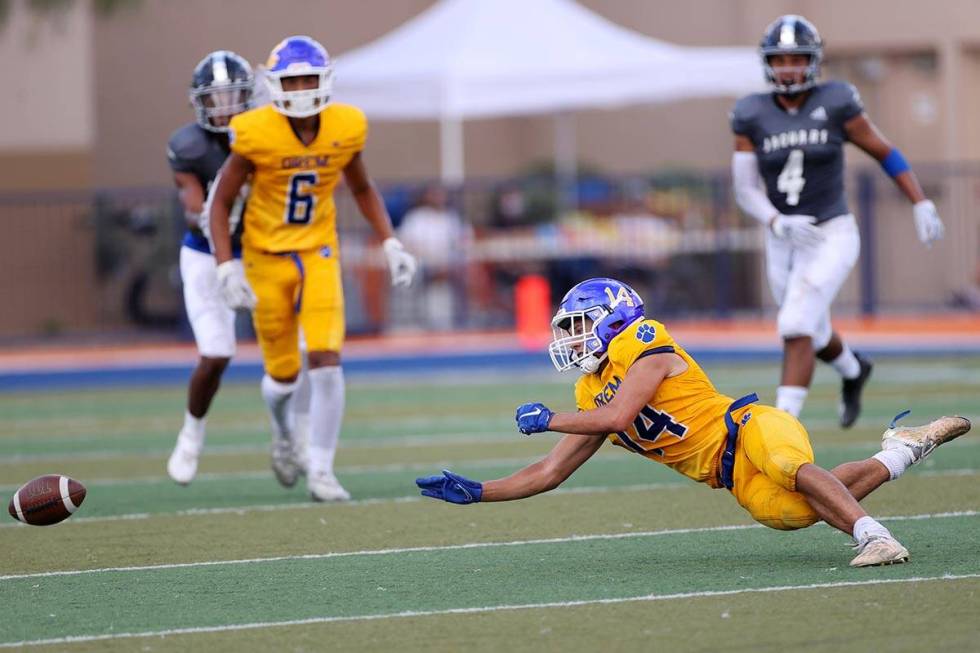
777, 149, 806, 206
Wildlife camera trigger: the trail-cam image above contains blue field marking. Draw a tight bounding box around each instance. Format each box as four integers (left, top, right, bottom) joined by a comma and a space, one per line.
1, 344, 979, 392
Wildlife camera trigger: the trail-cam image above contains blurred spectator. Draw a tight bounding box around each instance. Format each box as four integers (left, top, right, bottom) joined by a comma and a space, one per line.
396, 185, 473, 329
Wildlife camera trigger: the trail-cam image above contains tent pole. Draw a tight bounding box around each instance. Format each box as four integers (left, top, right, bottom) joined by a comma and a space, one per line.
440, 116, 464, 187
553, 111, 577, 217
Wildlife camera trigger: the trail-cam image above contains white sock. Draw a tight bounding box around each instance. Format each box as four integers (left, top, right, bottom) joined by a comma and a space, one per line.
831, 345, 861, 380
852, 515, 892, 543
179, 411, 206, 453
872, 448, 915, 481
182, 411, 206, 439
292, 354, 311, 416
291, 356, 312, 466
307, 366, 344, 477
261, 374, 298, 442
776, 385, 808, 417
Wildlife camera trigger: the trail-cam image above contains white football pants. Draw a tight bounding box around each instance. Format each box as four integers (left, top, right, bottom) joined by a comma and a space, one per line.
765, 213, 861, 350
180, 246, 237, 358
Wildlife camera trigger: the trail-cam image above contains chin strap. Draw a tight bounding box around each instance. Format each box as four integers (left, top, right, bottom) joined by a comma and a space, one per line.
577, 354, 605, 375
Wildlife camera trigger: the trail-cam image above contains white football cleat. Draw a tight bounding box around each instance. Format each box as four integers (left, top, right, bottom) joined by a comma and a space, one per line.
271, 439, 301, 488
308, 471, 351, 502
881, 413, 972, 464
167, 431, 202, 485
850, 534, 910, 567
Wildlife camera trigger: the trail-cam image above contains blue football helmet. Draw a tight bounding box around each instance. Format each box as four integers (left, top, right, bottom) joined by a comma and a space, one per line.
548, 278, 644, 374
264, 35, 333, 118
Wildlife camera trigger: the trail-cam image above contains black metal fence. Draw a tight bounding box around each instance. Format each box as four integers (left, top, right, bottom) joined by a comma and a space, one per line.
1, 164, 975, 341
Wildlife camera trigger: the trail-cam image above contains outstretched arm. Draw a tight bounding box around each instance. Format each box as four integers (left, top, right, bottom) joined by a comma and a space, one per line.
482, 434, 605, 501
415, 433, 604, 505
845, 113, 943, 246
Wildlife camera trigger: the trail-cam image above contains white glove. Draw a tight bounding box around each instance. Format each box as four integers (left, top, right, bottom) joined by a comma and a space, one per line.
382, 237, 418, 288
912, 199, 944, 246
770, 214, 825, 249
216, 260, 257, 310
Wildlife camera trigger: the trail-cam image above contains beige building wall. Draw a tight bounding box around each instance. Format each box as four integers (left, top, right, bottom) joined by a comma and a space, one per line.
0, 0, 978, 335
0, 0, 94, 189
0, 0, 974, 186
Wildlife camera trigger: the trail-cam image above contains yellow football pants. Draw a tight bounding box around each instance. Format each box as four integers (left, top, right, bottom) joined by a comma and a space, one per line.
243, 246, 345, 379
730, 405, 820, 531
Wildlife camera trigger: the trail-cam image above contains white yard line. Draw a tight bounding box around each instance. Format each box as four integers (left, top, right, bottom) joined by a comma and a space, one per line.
1, 467, 976, 529
0, 510, 976, 582
1, 458, 973, 496
2, 573, 978, 648
0, 482, 690, 530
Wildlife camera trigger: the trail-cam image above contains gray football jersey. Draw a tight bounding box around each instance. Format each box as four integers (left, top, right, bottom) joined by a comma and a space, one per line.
730, 81, 864, 223
166, 123, 235, 252
166, 122, 229, 192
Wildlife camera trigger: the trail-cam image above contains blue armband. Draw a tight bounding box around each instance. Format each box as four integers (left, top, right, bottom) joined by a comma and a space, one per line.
881, 148, 910, 178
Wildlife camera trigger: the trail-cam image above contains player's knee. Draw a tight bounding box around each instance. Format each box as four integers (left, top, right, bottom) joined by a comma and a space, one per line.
747, 491, 820, 531
307, 350, 341, 368
777, 309, 819, 340
199, 356, 231, 377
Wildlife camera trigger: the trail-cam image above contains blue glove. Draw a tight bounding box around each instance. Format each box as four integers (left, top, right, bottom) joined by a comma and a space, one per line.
415, 469, 483, 505
516, 402, 554, 435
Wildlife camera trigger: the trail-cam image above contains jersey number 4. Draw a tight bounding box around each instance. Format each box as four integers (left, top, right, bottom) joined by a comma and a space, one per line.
616, 405, 688, 455
285, 172, 318, 224
777, 149, 806, 206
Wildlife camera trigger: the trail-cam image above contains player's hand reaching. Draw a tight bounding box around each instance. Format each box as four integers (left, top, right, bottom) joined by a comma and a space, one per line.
770, 214, 825, 249
912, 200, 944, 247
382, 237, 418, 287
216, 260, 257, 310
516, 402, 554, 435
416, 470, 483, 504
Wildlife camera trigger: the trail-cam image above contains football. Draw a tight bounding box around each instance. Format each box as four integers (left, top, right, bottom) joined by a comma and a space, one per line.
7, 475, 86, 526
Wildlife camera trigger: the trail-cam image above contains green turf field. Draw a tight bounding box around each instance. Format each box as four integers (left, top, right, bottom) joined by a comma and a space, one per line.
1, 358, 978, 652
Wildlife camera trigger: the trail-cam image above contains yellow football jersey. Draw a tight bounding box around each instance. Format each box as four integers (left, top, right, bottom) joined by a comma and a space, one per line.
229, 103, 367, 253
574, 318, 740, 485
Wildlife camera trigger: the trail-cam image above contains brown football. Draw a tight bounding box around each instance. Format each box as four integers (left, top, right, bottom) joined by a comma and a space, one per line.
7, 475, 86, 526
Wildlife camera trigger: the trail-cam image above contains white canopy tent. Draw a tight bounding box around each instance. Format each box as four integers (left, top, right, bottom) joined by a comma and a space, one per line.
333, 0, 765, 184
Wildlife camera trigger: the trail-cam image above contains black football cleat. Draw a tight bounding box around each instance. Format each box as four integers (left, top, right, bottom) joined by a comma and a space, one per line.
839, 353, 873, 429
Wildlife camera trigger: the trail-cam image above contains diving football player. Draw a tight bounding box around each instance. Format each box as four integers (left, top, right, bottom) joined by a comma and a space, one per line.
417, 278, 970, 567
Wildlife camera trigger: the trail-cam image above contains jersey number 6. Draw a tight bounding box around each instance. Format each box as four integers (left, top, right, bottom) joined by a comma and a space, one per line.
285, 172, 318, 224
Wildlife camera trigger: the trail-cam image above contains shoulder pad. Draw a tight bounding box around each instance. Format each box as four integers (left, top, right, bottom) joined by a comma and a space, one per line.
167, 123, 210, 163
730, 93, 767, 133
820, 80, 863, 105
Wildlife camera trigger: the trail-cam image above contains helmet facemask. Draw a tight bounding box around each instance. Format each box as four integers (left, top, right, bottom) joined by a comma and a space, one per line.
265, 68, 333, 118
191, 82, 253, 132
762, 50, 822, 95
548, 306, 612, 374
